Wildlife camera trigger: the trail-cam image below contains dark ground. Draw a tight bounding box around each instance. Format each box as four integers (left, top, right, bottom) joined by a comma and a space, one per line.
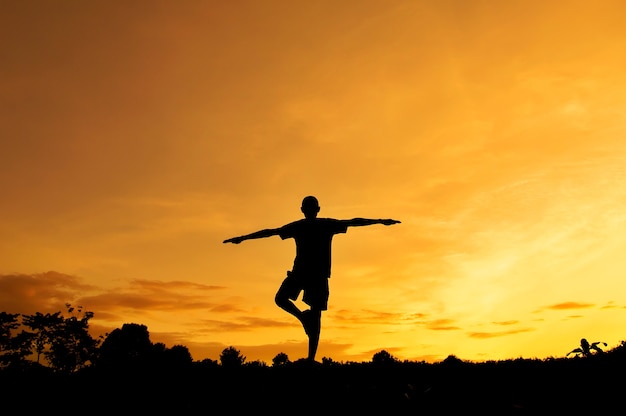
2, 352, 624, 415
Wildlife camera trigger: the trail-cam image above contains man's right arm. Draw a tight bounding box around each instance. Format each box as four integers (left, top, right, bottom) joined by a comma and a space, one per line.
223, 228, 281, 244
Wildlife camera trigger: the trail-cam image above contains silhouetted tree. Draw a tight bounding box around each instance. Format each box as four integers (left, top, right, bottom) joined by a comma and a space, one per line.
47, 304, 100, 373
21, 311, 64, 363
441, 354, 464, 366
198, 358, 219, 369
244, 360, 268, 368
162, 344, 193, 367
20, 304, 100, 373
321, 356, 339, 367
0, 312, 20, 349
153, 342, 167, 355
220, 346, 246, 368
272, 352, 290, 367
0, 312, 33, 368
98, 323, 153, 368
372, 349, 398, 365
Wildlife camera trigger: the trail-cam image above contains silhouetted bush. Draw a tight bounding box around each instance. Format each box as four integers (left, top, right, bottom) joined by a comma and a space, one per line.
219, 345, 246, 368
272, 352, 290, 367
372, 349, 399, 366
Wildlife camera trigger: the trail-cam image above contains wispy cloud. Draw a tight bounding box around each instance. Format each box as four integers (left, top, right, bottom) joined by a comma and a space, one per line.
600, 301, 626, 310
492, 320, 519, 326
198, 316, 295, 333
0, 271, 96, 313
79, 279, 226, 314
468, 328, 534, 339
331, 309, 431, 328
0, 271, 240, 329
426, 319, 461, 331
543, 302, 596, 311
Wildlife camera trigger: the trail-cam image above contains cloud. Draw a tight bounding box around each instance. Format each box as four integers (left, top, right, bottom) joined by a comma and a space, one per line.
492, 320, 519, 326
331, 312, 462, 332
600, 301, 625, 310
544, 301, 596, 311
208, 303, 248, 313
468, 328, 534, 339
332, 308, 430, 327
130, 279, 225, 292
0, 271, 96, 314
79, 279, 226, 315
531, 301, 597, 314
196, 316, 295, 333
426, 319, 461, 331
0, 271, 239, 330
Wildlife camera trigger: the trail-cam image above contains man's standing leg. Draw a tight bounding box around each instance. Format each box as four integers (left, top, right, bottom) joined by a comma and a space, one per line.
302, 276, 327, 362
306, 309, 322, 361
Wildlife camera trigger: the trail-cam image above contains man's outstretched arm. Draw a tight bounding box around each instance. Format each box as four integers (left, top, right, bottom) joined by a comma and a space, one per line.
341, 218, 401, 227
223, 228, 281, 244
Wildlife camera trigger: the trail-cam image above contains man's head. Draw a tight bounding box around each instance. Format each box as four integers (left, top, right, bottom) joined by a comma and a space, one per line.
301, 195, 320, 219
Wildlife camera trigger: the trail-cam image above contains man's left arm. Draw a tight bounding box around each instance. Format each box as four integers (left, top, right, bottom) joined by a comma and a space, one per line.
342, 218, 401, 227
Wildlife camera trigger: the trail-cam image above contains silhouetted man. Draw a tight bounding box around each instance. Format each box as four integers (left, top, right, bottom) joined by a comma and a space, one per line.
223, 195, 400, 362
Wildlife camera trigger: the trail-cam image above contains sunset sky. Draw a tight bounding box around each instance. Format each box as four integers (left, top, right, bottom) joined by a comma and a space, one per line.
3, 0, 626, 364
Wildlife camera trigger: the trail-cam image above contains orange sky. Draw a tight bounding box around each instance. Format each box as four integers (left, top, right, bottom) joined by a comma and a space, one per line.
2, 0, 626, 363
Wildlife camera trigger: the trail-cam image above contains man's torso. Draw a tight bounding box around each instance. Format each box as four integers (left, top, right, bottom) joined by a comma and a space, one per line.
279, 218, 347, 278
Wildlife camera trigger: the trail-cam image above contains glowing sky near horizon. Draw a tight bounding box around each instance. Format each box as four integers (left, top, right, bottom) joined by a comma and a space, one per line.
2, 0, 626, 363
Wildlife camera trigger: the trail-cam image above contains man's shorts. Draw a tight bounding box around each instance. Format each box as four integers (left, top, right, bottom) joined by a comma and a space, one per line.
277, 270, 329, 311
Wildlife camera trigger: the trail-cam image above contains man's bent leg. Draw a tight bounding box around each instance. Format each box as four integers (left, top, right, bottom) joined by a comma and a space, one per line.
275, 290, 303, 319
275, 273, 305, 320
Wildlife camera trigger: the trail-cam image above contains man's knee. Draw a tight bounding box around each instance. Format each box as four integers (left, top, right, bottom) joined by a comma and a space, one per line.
275, 291, 287, 307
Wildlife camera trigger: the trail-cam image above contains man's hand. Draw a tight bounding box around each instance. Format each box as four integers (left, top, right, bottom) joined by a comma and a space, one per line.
223, 236, 244, 244
382, 219, 401, 226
